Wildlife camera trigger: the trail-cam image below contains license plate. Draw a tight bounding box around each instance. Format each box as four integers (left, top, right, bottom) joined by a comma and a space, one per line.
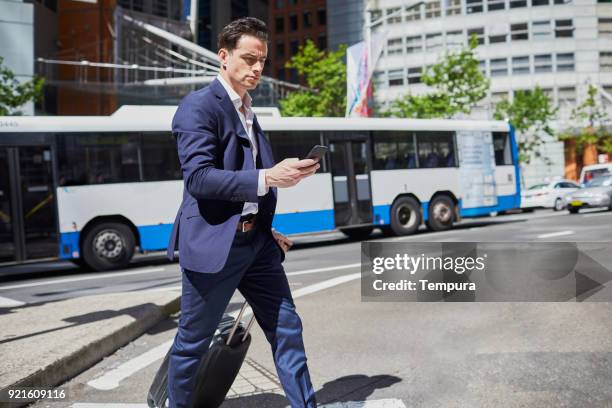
570, 200, 583, 206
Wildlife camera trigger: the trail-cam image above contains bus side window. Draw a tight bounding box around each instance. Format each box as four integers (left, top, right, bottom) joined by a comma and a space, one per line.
493, 132, 511, 165
416, 132, 455, 168
268, 131, 326, 172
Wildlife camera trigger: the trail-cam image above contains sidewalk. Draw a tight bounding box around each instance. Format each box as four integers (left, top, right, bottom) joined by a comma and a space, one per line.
0, 289, 180, 408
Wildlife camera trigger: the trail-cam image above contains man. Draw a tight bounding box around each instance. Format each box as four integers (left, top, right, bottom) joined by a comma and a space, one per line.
166, 17, 319, 408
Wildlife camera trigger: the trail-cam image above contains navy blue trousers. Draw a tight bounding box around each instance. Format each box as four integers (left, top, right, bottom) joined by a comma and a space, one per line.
167, 227, 317, 408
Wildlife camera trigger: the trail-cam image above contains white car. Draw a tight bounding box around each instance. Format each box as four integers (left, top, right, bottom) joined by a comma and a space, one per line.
579, 163, 612, 185
521, 179, 581, 211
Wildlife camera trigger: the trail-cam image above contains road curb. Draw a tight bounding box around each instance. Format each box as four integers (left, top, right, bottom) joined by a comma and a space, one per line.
0, 295, 181, 408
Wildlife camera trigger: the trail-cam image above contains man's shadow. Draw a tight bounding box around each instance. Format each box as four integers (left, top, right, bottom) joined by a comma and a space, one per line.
221, 373, 402, 407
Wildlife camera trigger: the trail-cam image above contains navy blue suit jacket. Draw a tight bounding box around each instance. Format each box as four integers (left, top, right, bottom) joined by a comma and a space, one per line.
166, 78, 279, 273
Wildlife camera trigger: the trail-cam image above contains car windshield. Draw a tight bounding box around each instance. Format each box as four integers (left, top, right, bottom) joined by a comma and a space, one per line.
586, 176, 612, 187
528, 184, 548, 190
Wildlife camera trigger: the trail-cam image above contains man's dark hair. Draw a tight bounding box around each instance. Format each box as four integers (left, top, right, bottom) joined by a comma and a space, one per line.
217, 17, 268, 52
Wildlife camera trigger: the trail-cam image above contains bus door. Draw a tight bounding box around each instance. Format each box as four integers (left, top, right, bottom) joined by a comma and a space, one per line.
326, 133, 374, 228
0, 145, 58, 263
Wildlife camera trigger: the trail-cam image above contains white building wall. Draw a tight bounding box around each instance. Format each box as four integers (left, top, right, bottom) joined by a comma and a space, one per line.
0, 0, 35, 115
366, 0, 612, 186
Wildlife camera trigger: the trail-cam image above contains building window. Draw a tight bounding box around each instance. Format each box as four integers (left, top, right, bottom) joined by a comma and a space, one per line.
532, 0, 549, 5
425, 1, 441, 18
425, 33, 443, 50
599, 18, 612, 38
303, 11, 312, 27
277, 68, 286, 81
405, 3, 422, 20
276, 42, 285, 58
288, 68, 298, 83
407, 67, 422, 84
556, 53, 574, 71
490, 58, 508, 76
512, 56, 530, 74
511, 23, 529, 40
600, 52, 612, 72
532, 20, 553, 40
478, 60, 487, 75
445, 0, 461, 15
386, 7, 402, 24
370, 9, 382, 23
387, 38, 403, 56
534, 54, 553, 73
388, 69, 404, 86
555, 19, 573, 37
466, 0, 484, 13
318, 34, 327, 50
275, 16, 284, 33
276, 0, 284, 8
487, 0, 505, 11
509, 0, 527, 7
446, 30, 464, 48
489, 28, 508, 44
467, 27, 485, 45
290, 40, 299, 55
317, 9, 326, 25
289, 14, 298, 31
558, 87, 576, 104
556, 0, 572, 3
406, 35, 423, 53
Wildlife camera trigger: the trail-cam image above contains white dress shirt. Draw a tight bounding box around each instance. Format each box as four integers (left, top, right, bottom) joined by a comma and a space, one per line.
216, 74, 268, 216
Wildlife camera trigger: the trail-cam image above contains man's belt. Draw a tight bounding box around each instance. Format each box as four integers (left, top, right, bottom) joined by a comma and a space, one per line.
237, 213, 257, 232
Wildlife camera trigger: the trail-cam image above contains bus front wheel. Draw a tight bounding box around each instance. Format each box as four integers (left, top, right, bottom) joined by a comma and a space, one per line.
82, 222, 136, 271
390, 197, 422, 236
427, 195, 455, 231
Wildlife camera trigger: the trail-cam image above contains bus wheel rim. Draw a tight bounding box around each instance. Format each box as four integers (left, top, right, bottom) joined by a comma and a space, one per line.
93, 230, 124, 259
433, 202, 452, 223
397, 205, 416, 228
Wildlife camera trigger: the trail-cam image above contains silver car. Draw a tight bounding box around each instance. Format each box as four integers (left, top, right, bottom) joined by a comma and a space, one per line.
565, 174, 612, 214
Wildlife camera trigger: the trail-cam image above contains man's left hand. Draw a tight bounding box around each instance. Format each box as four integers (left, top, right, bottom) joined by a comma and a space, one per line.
272, 230, 293, 253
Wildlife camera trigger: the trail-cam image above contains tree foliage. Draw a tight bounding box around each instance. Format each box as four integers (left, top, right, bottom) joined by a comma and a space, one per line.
494, 87, 558, 164
384, 36, 489, 119
0, 56, 45, 116
279, 40, 347, 117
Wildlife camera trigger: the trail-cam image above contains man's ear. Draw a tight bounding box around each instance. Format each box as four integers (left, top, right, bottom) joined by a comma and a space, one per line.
218, 48, 229, 70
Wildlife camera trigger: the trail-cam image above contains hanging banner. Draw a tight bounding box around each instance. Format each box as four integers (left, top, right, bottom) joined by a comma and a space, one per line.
346, 31, 386, 118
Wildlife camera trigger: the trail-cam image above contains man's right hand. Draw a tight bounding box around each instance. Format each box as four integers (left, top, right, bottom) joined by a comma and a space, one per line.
265, 158, 320, 188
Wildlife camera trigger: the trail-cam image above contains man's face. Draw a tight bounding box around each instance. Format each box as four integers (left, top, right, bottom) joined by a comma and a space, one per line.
219, 35, 268, 91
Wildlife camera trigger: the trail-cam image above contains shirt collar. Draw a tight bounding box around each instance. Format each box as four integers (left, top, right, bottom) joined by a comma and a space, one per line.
216, 74, 252, 110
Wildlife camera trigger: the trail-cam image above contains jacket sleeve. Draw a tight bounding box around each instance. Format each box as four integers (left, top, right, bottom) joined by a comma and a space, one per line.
173, 94, 259, 202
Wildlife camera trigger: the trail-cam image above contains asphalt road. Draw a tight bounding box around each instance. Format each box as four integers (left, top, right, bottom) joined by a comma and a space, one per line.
5, 207, 612, 407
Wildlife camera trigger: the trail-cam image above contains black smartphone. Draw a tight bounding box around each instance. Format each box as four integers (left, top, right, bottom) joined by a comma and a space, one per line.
305, 145, 329, 162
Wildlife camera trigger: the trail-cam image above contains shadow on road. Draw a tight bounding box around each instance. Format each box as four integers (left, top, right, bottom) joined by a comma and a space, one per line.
221, 373, 402, 408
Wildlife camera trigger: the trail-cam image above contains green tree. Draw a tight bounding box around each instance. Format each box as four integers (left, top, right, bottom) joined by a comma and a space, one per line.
0, 56, 45, 116
559, 84, 610, 165
385, 36, 489, 119
494, 87, 558, 164
279, 40, 347, 117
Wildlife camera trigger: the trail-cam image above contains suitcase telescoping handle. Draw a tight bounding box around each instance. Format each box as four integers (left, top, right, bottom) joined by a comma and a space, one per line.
226, 301, 256, 345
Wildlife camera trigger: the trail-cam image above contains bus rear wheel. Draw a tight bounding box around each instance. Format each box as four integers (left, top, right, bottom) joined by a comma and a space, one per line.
390, 197, 422, 236
340, 226, 374, 240
82, 222, 135, 271
427, 195, 455, 231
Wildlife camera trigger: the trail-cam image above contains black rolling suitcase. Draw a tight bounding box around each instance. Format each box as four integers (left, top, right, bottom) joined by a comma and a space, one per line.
147, 302, 256, 408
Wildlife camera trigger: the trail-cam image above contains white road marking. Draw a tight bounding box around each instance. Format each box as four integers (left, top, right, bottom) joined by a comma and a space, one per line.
71, 404, 147, 408
286, 263, 361, 276
70, 399, 407, 408
537, 230, 575, 239
583, 212, 612, 218
0, 267, 167, 291
87, 271, 362, 391
0, 295, 25, 307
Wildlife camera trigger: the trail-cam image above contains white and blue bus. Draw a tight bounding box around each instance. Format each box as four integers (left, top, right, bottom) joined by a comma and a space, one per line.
0, 106, 520, 271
